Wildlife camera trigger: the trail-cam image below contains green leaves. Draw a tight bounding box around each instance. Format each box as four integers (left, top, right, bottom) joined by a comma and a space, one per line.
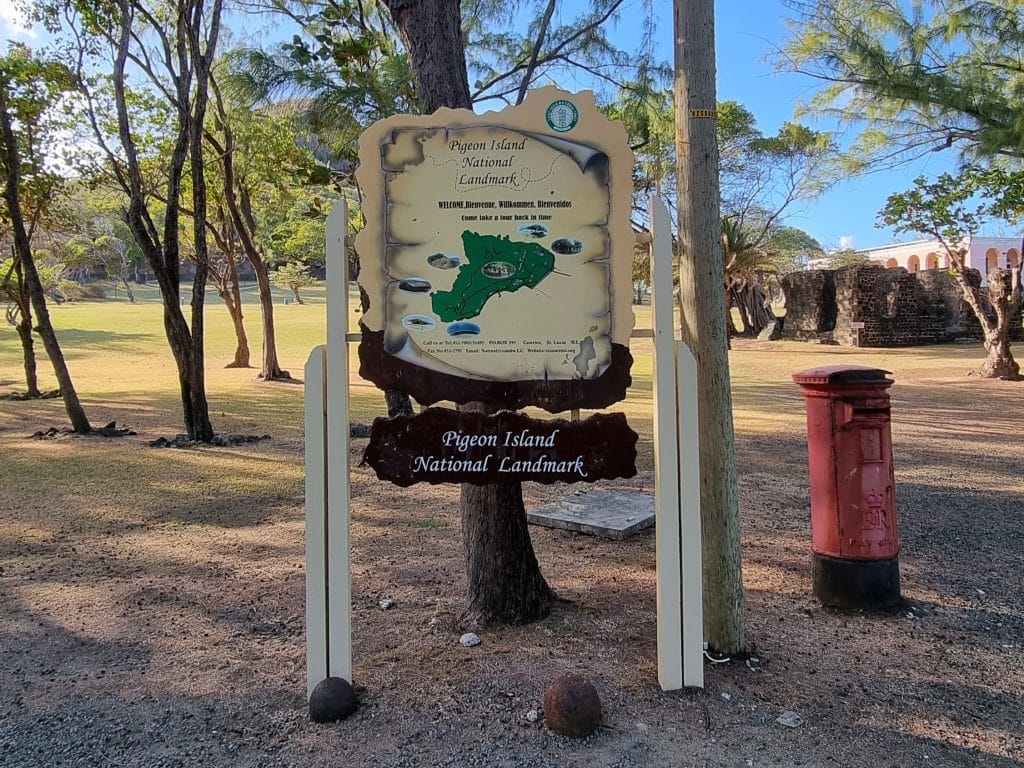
783, 0, 1024, 165
0, 44, 83, 241
269, 260, 320, 290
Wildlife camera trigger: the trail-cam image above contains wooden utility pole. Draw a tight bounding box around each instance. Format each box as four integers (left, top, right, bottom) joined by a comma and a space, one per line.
673, 0, 745, 655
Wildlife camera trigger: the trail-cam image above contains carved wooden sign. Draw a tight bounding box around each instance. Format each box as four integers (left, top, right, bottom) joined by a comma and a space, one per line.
362, 409, 637, 487
355, 86, 635, 412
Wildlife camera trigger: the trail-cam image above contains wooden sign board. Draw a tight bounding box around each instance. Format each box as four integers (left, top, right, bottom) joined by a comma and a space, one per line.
355, 87, 635, 412
362, 409, 637, 487
304, 196, 704, 700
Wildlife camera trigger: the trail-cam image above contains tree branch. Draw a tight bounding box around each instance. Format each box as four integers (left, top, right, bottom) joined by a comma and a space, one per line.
515, 0, 556, 106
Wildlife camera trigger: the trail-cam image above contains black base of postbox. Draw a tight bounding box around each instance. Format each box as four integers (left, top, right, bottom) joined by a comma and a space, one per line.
812, 553, 901, 610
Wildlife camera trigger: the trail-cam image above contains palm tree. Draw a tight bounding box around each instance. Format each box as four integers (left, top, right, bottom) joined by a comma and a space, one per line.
722, 217, 772, 337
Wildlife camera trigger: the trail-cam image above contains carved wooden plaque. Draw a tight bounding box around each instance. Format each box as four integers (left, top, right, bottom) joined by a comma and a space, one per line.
362, 409, 638, 487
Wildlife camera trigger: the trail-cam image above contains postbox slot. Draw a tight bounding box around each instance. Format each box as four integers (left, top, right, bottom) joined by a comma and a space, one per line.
835, 403, 889, 426
850, 409, 889, 419
852, 397, 890, 411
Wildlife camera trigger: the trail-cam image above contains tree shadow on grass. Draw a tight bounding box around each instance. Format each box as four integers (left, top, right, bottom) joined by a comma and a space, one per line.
0, 440, 303, 530
51, 328, 161, 351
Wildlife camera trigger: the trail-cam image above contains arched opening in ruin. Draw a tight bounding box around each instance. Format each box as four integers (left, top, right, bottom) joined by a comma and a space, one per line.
986, 248, 1001, 273
925, 253, 939, 270
885, 258, 898, 268
907, 255, 920, 272
1008, 249, 1020, 269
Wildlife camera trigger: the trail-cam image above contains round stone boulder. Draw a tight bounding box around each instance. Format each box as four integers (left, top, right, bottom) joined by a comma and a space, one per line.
308, 677, 358, 723
543, 675, 601, 738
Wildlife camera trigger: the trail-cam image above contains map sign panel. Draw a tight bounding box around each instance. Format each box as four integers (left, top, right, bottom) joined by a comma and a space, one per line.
356, 87, 634, 411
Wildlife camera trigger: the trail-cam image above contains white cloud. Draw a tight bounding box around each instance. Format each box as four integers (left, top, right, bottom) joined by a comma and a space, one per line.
1, 6, 37, 40
838, 235, 854, 250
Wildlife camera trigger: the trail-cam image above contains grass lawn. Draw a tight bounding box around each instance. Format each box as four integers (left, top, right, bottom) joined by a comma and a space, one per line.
1, 285, 1019, 529
0, 283, 1013, 454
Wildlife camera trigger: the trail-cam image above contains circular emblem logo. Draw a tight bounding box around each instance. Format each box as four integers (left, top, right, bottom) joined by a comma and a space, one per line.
545, 100, 579, 133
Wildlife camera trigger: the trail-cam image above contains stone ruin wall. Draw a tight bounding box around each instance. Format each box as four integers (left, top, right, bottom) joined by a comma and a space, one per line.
776, 270, 836, 342
780, 265, 1022, 347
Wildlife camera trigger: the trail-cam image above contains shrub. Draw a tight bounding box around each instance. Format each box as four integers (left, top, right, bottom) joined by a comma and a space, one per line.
59, 280, 106, 300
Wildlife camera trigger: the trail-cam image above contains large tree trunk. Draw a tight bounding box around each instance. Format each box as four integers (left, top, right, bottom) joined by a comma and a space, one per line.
15, 308, 41, 397
382, 0, 553, 625
736, 282, 772, 337
724, 287, 739, 336
235, 186, 290, 379
0, 83, 90, 432
249, 253, 289, 380
224, 251, 251, 368
8, 258, 41, 397
382, 0, 472, 114
209, 210, 251, 368
746, 283, 773, 336
207, 80, 290, 381
219, 288, 250, 368
951, 258, 1021, 380
731, 286, 751, 335
978, 267, 1021, 380
675, 0, 745, 654
216, 269, 251, 369
161, 301, 213, 440
980, 332, 1019, 379
461, 475, 555, 627
187, 37, 214, 441
459, 402, 553, 626
108, 0, 217, 443
118, 251, 136, 303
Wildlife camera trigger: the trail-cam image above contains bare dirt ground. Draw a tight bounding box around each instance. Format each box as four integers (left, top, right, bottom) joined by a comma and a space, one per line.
1, 341, 1023, 768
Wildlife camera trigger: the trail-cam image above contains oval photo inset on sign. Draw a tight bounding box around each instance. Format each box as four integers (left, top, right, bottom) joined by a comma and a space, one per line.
516, 222, 549, 239
402, 314, 437, 332
481, 262, 516, 279
551, 238, 584, 255
398, 278, 432, 293
427, 252, 461, 270
447, 322, 481, 337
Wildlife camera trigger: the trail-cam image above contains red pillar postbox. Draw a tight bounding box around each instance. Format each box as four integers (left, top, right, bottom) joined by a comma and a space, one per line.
792, 365, 901, 608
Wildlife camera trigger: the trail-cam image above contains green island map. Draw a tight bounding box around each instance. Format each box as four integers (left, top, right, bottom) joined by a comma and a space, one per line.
431, 231, 555, 322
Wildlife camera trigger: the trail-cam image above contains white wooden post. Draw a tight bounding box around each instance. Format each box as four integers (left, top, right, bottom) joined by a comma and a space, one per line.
304, 345, 327, 697
325, 201, 353, 682
305, 200, 353, 696
650, 195, 704, 690
651, 196, 683, 691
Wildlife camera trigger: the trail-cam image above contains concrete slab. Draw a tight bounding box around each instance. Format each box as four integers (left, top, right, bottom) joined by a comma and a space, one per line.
527, 490, 655, 540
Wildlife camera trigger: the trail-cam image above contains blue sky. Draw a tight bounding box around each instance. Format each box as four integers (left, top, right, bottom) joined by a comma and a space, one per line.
1, 0, 977, 251
644, 0, 962, 251
712, 0, 964, 250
